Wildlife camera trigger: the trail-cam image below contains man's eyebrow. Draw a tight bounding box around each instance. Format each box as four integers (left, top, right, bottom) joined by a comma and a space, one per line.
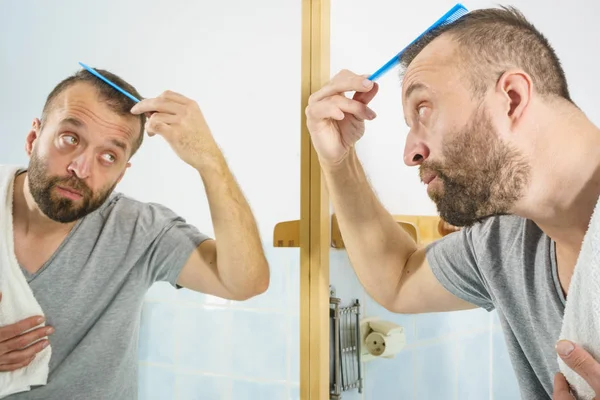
59, 117, 85, 128
404, 82, 427, 102
109, 139, 128, 152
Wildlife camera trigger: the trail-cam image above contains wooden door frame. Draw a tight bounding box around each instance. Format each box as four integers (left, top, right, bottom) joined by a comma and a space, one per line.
300, 0, 331, 398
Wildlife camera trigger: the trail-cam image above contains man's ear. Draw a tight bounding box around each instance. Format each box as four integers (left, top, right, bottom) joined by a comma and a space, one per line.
25, 118, 42, 157
495, 69, 533, 125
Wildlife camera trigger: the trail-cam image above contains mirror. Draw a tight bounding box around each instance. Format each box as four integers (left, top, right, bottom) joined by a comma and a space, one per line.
0, 1, 301, 399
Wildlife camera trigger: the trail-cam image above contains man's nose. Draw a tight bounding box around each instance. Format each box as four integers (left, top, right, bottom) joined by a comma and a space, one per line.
67, 152, 92, 179
403, 134, 430, 166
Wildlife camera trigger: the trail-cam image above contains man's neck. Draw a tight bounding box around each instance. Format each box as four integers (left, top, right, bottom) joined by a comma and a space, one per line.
515, 105, 600, 252
13, 173, 75, 237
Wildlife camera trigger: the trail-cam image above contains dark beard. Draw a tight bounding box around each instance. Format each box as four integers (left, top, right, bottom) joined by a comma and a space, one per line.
422, 109, 530, 227
28, 151, 116, 223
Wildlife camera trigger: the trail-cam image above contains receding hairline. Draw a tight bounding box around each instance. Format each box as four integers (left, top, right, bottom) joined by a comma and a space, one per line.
399, 32, 477, 84
42, 81, 130, 118
40, 68, 147, 156
400, 35, 467, 106
397, 6, 572, 102
40, 80, 144, 154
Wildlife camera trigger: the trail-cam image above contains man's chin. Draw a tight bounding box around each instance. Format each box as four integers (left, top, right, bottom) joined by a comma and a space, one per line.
42, 210, 82, 224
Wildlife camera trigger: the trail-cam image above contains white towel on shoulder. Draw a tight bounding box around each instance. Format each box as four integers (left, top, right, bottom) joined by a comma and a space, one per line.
558, 194, 600, 400
0, 164, 52, 398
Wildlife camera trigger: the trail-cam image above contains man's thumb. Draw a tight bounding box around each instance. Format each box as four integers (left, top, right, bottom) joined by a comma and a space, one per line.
557, 340, 600, 395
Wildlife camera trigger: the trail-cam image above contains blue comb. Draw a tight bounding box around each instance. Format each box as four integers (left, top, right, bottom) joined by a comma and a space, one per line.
368, 3, 468, 81
78, 62, 141, 103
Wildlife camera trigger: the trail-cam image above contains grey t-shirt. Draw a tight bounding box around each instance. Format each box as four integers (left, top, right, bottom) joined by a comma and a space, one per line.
426, 215, 565, 399
7, 186, 210, 399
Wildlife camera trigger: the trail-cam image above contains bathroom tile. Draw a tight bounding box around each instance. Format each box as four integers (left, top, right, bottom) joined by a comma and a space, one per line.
138, 363, 176, 400
492, 330, 520, 400
289, 315, 300, 384
176, 306, 235, 374
231, 379, 288, 400
329, 250, 367, 308
457, 331, 491, 400
415, 308, 491, 342
364, 294, 416, 345
230, 309, 288, 381
289, 384, 300, 400
230, 248, 289, 311
176, 372, 231, 400
492, 309, 502, 328
414, 341, 458, 399
365, 348, 414, 400
177, 286, 230, 307
176, 286, 208, 304
145, 281, 178, 302
138, 302, 177, 364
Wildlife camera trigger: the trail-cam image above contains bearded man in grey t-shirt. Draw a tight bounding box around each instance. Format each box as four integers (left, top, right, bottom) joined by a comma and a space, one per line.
306, 6, 600, 400
1, 67, 269, 399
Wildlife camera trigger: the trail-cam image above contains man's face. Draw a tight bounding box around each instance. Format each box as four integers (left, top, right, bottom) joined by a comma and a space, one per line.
401, 36, 530, 227
27, 82, 141, 223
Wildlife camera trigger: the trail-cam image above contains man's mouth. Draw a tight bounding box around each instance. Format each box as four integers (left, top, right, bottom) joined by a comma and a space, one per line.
56, 185, 83, 200
421, 172, 438, 185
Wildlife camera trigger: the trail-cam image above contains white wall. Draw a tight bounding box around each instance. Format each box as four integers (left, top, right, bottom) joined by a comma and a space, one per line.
329, 0, 600, 399
0, 1, 302, 399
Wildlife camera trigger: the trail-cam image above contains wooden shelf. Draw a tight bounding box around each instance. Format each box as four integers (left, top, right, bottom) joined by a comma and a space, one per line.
273, 214, 451, 248
391, 214, 445, 245
272, 220, 300, 247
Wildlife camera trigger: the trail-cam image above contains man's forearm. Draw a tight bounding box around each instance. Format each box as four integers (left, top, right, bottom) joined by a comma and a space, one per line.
195, 150, 269, 298
322, 148, 418, 306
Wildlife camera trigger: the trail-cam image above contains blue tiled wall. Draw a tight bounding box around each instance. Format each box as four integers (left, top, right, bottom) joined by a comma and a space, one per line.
330, 249, 520, 400
138, 246, 300, 400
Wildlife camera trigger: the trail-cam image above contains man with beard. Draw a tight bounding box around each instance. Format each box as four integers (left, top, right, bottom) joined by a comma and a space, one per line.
0, 67, 269, 399
306, 6, 600, 400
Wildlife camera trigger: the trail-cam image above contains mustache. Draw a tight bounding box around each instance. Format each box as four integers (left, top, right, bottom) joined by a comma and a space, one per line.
419, 158, 466, 183
419, 163, 445, 181
50, 175, 92, 196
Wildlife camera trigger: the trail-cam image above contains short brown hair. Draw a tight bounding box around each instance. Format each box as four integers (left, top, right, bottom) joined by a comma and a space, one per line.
399, 6, 572, 102
40, 68, 146, 156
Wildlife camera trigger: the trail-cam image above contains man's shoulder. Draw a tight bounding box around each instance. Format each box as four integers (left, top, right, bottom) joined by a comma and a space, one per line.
96, 192, 184, 229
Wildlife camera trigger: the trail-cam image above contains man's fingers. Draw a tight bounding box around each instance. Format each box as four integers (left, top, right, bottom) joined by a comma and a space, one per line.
308, 69, 376, 105
307, 95, 376, 122
553, 372, 576, 399
147, 113, 179, 126
0, 325, 53, 356
145, 117, 175, 137
0, 356, 36, 372
0, 316, 45, 343
131, 97, 184, 116
353, 82, 379, 106
158, 90, 191, 105
0, 339, 49, 365
557, 340, 600, 394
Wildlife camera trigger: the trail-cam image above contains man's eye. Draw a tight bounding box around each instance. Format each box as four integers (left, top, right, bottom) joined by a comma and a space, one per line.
62, 135, 78, 145
416, 105, 431, 121
101, 153, 116, 163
